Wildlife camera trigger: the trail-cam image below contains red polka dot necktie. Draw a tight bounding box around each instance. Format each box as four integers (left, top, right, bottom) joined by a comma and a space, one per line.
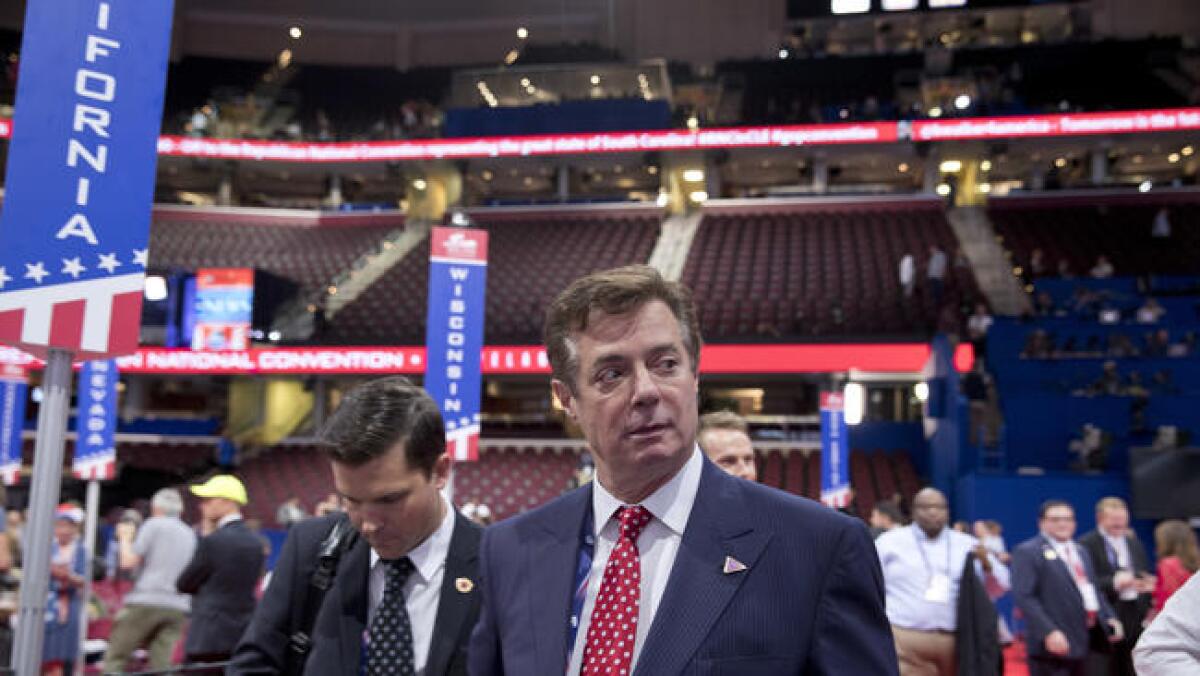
582, 505, 653, 676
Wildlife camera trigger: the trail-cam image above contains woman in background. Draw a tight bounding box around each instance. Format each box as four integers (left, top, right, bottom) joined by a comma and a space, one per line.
1151, 519, 1199, 615
41, 505, 88, 676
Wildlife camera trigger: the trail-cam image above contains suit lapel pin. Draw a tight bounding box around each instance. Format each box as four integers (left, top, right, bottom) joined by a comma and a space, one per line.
1043, 549, 1058, 561
723, 556, 747, 574
455, 577, 475, 593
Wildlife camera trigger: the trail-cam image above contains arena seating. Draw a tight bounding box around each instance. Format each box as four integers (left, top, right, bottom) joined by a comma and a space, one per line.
681, 200, 980, 339
990, 192, 1200, 278
147, 211, 401, 300
449, 445, 579, 521
327, 208, 660, 345
237, 443, 333, 526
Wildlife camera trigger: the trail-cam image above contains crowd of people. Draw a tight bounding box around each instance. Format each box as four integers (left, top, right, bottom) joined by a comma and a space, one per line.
2, 264, 1196, 676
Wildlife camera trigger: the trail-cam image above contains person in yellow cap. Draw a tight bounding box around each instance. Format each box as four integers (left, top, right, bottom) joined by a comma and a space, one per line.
175, 474, 264, 673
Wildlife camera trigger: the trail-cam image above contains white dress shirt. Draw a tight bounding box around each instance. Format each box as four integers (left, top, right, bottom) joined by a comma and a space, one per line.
566, 446, 703, 676
1046, 535, 1100, 612
1134, 572, 1200, 675
876, 524, 1010, 632
1101, 530, 1139, 601
367, 494, 456, 676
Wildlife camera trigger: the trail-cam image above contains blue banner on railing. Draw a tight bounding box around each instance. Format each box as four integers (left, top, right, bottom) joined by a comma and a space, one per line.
75, 359, 118, 480
424, 228, 488, 462
820, 391, 851, 508
0, 0, 175, 360
0, 364, 26, 485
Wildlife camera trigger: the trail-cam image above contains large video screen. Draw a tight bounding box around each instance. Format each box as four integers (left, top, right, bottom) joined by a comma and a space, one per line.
1130, 447, 1200, 520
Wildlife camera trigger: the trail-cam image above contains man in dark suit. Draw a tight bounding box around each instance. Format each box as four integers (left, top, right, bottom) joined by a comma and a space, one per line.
1012, 500, 1123, 676
1078, 497, 1154, 676
230, 377, 481, 676
176, 474, 265, 671
468, 265, 895, 675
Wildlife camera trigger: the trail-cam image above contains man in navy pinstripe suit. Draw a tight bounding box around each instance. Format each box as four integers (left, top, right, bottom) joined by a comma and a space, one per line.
468, 265, 896, 676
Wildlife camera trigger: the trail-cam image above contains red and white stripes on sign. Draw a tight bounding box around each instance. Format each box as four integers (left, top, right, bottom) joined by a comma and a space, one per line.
821, 487, 853, 509
0, 273, 143, 359
0, 464, 19, 485
447, 426, 479, 462
74, 456, 115, 481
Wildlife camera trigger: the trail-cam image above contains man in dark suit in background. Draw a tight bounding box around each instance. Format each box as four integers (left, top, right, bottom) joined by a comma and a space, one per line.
468, 265, 895, 675
176, 474, 265, 671
1078, 497, 1154, 676
1012, 500, 1123, 676
230, 377, 481, 675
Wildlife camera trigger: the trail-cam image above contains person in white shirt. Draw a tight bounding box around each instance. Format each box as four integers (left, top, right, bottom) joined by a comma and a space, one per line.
927, 245, 948, 303
1134, 572, 1200, 675
876, 488, 1010, 676
900, 253, 916, 298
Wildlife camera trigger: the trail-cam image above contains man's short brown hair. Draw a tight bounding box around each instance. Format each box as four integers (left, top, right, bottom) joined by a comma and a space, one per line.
698, 410, 749, 438
543, 264, 702, 391
319, 376, 445, 475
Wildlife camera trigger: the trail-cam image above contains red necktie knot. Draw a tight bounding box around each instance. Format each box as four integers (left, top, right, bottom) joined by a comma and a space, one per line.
618, 506, 652, 544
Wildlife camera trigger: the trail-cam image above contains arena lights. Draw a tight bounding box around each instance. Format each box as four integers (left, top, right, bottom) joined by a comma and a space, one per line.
1183, 145, 1195, 156
954, 94, 971, 110
688, 190, 709, 203
590, 74, 601, 85
288, 26, 302, 40
143, 275, 167, 301
935, 183, 952, 196
412, 178, 427, 190
938, 159, 962, 173
778, 49, 790, 59
682, 169, 705, 182
980, 159, 992, 171
842, 383, 865, 426
1169, 153, 1181, 163
1139, 181, 1153, 193
516, 27, 529, 40
831, 0, 870, 15
977, 183, 992, 194
913, 382, 930, 402
928, 106, 944, 118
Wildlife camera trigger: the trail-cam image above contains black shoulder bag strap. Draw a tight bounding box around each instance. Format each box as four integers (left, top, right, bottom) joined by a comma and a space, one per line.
285, 514, 355, 675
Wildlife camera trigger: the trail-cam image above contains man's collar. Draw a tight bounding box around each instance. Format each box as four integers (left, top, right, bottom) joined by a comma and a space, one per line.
592, 445, 703, 536
216, 512, 243, 529
370, 492, 455, 583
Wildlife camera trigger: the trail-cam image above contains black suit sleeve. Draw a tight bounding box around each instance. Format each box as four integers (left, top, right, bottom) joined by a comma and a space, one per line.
1081, 534, 1117, 596
228, 522, 310, 675
807, 520, 898, 676
467, 528, 502, 676
1012, 545, 1056, 647
176, 533, 213, 594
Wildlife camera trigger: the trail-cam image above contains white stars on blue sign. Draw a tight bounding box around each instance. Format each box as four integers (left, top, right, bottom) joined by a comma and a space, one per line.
132, 248, 147, 266
24, 262, 49, 284
61, 257, 87, 279
0, 267, 10, 289
97, 252, 121, 274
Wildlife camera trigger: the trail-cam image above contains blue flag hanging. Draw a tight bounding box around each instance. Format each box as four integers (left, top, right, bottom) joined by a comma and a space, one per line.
820, 391, 852, 508
0, 0, 175, 360
0, 364, 26, 485
75, 359, 118, 480
424, 227, 488, 462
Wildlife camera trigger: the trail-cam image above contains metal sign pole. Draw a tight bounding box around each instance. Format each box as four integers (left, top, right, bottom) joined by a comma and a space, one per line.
12, 348, 75, 676
76, 479, 100, 675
